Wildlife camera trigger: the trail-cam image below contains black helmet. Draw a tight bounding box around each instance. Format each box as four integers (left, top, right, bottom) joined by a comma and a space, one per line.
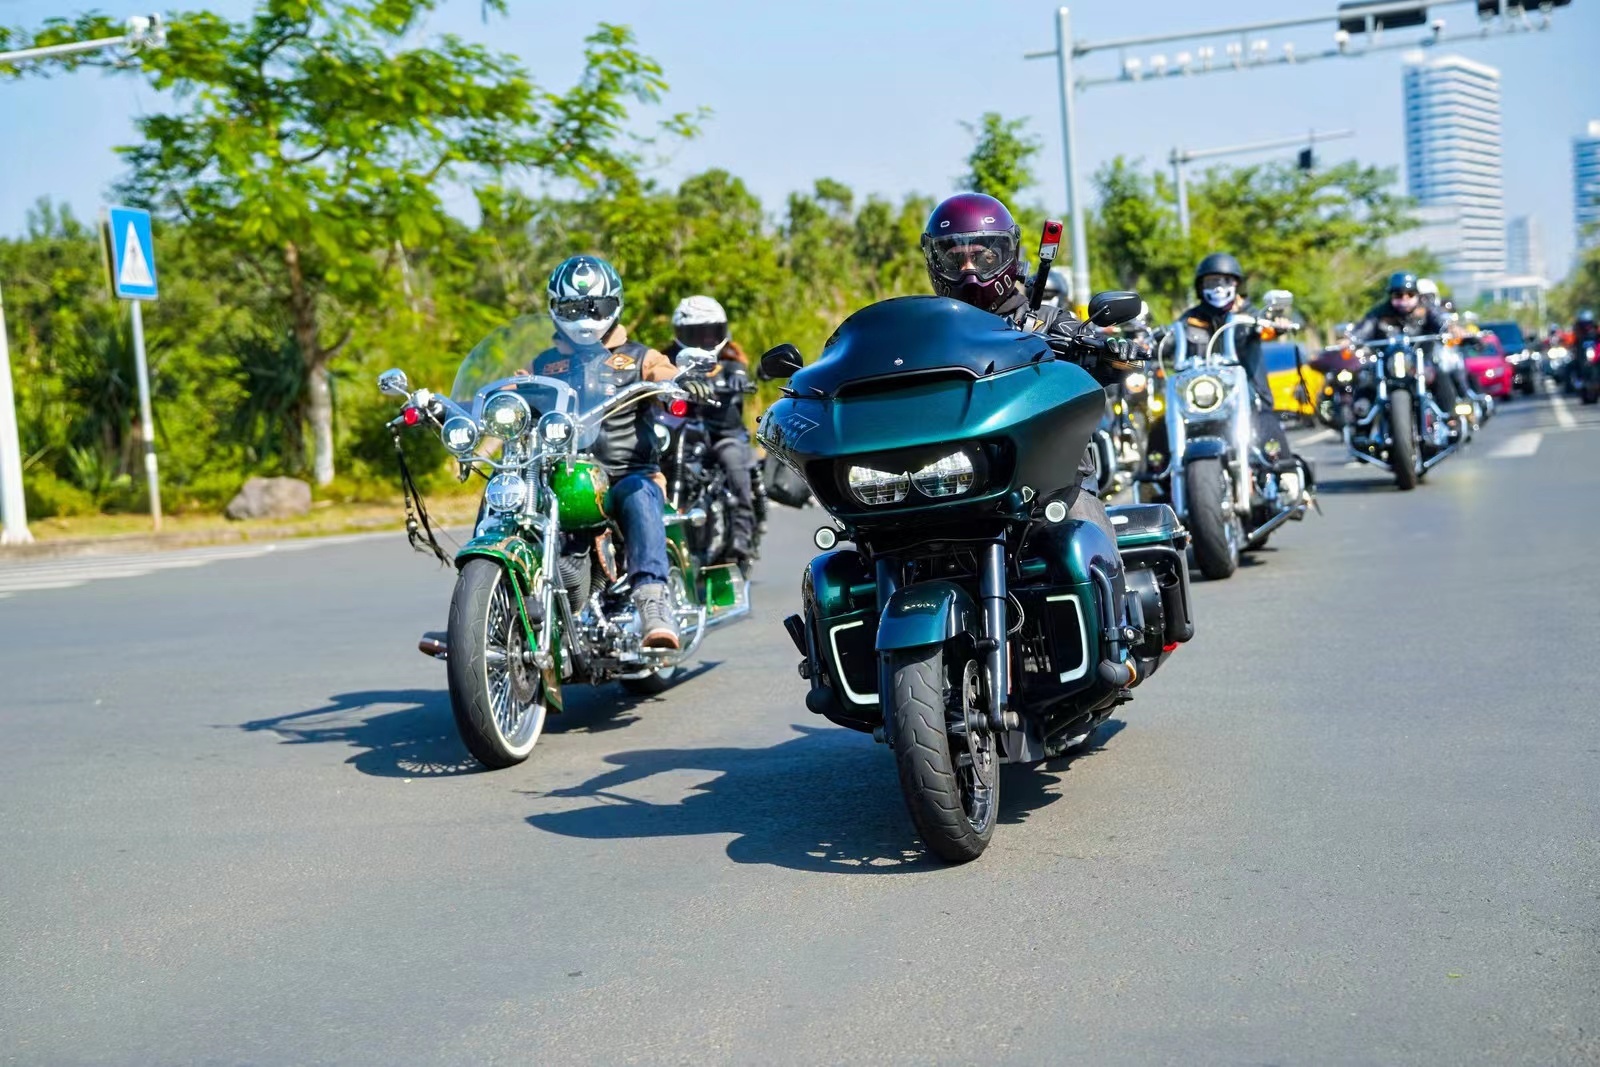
1387, 271, 1419, 296
1194, 252, 1244, 292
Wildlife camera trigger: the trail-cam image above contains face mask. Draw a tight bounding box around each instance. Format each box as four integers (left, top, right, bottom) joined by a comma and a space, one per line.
1202, 284, 1236, 309
554, 314, 617, 347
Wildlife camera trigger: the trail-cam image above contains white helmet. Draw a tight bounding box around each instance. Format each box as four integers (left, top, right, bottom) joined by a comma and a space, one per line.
547, 255, 623, 347
1417, 277, 1440, 305
672, 295, 729, 354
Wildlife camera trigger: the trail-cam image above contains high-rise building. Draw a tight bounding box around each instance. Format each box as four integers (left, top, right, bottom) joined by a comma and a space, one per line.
1506, 215, 1545, 278
1402, 53, 1506, 295
1577, 120, 1600, 252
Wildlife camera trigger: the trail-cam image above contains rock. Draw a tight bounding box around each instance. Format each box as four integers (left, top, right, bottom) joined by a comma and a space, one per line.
224, 477, 312, 521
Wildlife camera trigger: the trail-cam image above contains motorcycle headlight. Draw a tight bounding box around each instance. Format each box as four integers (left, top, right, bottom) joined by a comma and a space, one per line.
910, 451, 976, 499
1124, 371, 1148, 393
847, 466, 910, 506
1390, 353, 1408, 378
484, 472, 529, 513
481, 392, 532, 440
1549, 346, 1567, 359
1337, 370, 1354, 383
440, 415, 479, 457
538, 411, 575, 447
1186, 375, 1225, 412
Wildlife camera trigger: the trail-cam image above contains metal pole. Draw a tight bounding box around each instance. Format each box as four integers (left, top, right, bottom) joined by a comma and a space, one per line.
128, 300, 161, 530
0, 282, 32, 544
1055, 7, 1091, 320
1173, 150, 1191, 239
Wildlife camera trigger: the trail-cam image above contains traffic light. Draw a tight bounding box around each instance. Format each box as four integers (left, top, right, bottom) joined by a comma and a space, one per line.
1338, 1, 1428, 34
1298, 148, 1316, 172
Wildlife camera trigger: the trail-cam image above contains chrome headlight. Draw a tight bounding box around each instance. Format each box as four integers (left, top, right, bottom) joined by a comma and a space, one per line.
440, 415, 480, 457
1185, 375, 1226, 412
538, 411, 575, 448
1337, 370, 1354, 383
481, 392, 532, 439
847, 466, 910, 506
1390, 353, 1408, 378
911, 451, 976, 498
484, 472, 529, 513
1124, 371, 1149, 393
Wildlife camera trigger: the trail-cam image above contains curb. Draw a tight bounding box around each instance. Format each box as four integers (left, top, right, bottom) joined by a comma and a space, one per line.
0, 520, 406, 563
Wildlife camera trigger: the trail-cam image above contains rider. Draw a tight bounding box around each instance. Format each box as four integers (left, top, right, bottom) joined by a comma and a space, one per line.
1352, 271, 1461, 425
664, 295, 758, 564
920, 192, 1143, 544
1574, 309, 1600, 389
1418, 277, 1479, 409
1169, 252, 1298, 471
529, 255, 714, 651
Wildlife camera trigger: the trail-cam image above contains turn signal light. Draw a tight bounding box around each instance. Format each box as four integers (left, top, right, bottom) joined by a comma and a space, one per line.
668, 398, 690, 418
402, 406, 421, 426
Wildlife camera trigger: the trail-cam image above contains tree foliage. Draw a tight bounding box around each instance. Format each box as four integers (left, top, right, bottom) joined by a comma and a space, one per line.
960, 113, 1041, 208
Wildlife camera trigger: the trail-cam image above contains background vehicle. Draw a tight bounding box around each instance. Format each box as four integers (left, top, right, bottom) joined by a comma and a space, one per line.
1260, 340, 1323, 424
1148, 291, 1314, 579
758, 291, 1194, 863
379, 321, 748, 769
1478, 320, 1536, 395
1344, 331, 1459, 490
1462, 333, 1515, 400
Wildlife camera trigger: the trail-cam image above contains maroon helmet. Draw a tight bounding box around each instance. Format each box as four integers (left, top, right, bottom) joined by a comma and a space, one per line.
921, 193, 1023, 312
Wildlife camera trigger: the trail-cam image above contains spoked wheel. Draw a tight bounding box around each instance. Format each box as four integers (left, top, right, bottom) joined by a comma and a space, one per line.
885, 644, 997, 863
446, 558, 548, 769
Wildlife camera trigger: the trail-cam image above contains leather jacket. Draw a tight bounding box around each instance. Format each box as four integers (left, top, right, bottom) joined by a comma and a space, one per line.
530, 324, 677, 479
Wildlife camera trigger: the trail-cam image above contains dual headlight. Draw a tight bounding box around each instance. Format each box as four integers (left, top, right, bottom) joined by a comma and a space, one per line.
846, 449, 978, 507
1184, 375, 1227, 413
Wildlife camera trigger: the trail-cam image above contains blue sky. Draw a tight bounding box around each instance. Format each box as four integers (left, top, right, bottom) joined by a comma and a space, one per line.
2, 0, 1596, 273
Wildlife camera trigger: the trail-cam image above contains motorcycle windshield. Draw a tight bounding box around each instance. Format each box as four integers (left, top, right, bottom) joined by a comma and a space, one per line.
451, 316, 629, 445
788, 296, 1051, 397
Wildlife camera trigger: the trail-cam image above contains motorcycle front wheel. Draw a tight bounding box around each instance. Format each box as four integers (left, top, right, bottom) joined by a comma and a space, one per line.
1388, 391, 1419, 491
885, 645, 997, 864
446, 558, 548, 769
1185, 457, 1240, 580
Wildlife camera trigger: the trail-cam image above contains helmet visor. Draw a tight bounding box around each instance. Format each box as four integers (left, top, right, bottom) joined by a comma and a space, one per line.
927, 232, 1017, 282
552, 295, 621, 322
674, 321, 729, 351
1198, 273, 1239, 291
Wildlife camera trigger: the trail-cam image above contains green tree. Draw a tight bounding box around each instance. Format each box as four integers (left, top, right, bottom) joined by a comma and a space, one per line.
12, 3, 685, 485
960, 113, 1040, 206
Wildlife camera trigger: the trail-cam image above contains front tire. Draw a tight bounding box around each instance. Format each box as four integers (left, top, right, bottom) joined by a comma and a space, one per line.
446, 558, 548, 769
1388, 391, 1419, 491
1185, 457, 1240, 580
885, 646, 997, 864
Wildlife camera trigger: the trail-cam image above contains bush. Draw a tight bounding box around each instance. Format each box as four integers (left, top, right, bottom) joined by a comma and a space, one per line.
22, 468, 99, 518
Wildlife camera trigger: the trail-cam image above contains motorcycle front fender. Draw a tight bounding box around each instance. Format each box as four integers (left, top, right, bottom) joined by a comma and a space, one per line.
875, 580, 980, 653
456, 517, 542, 642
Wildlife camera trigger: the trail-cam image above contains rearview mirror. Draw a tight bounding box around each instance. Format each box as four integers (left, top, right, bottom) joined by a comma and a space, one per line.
1261, 289, 1294, 314
378, 368, 410, 397
1088, 291, 1143, 328
759, 343, 804, 381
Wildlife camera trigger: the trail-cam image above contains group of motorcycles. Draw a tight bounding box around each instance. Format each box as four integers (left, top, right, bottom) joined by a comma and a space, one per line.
374, 243, 1505, 864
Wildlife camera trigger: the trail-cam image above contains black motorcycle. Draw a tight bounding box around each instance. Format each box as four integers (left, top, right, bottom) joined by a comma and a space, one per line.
1344, 330, 1459, 490
659, 401, 767, 569
758, 288, 1195, 863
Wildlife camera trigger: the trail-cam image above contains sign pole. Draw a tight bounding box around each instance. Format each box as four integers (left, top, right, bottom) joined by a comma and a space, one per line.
128, 299, 161, 530
0, 281, 33, 544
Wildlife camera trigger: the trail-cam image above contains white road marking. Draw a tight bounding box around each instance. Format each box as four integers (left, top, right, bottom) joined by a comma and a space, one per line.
1298, 428, 1337, 446
1488, 432, 1542, 459
1552, 393, 1577, 429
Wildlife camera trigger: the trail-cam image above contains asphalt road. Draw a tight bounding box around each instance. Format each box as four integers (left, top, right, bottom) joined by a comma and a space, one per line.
3, 388, 1598, 1065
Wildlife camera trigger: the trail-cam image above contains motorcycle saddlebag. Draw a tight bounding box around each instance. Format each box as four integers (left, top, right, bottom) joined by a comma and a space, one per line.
1107, 503, 1195, 650
762, 452, 812, 509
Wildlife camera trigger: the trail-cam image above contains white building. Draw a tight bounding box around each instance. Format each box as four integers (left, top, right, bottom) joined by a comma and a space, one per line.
1577, 120, 1600, 252
1402, 53, 1506, 297
1506, 215, 1545, 278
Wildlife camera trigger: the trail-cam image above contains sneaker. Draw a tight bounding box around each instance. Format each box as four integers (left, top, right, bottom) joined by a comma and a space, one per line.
633, 582, 680, 651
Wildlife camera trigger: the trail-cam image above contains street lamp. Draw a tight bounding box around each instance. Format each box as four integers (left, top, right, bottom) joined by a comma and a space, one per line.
0, 15, 165, 545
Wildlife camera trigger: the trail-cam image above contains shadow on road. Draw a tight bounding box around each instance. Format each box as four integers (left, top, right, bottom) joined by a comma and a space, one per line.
522, 718, 1125, 873
239, 664, 724, 779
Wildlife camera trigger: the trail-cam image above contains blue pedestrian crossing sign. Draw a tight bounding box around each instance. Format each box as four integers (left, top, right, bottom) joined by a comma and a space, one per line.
107, 206, 159, 300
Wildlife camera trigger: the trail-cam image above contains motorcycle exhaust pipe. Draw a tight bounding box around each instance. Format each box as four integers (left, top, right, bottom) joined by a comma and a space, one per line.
418, 632, 448, 660
1244, 503, 1304, 548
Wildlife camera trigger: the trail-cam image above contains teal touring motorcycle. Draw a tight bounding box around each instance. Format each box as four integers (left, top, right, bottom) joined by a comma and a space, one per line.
758, 293, 1196, 862
379, 317, 747, 771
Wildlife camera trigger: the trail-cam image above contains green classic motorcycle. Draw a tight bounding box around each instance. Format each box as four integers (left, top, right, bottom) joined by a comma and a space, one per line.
758, 293, 1196, 862
379, 317, 747, 769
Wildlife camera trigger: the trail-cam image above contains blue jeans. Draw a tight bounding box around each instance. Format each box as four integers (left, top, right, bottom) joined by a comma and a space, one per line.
610, 472, 671, 588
